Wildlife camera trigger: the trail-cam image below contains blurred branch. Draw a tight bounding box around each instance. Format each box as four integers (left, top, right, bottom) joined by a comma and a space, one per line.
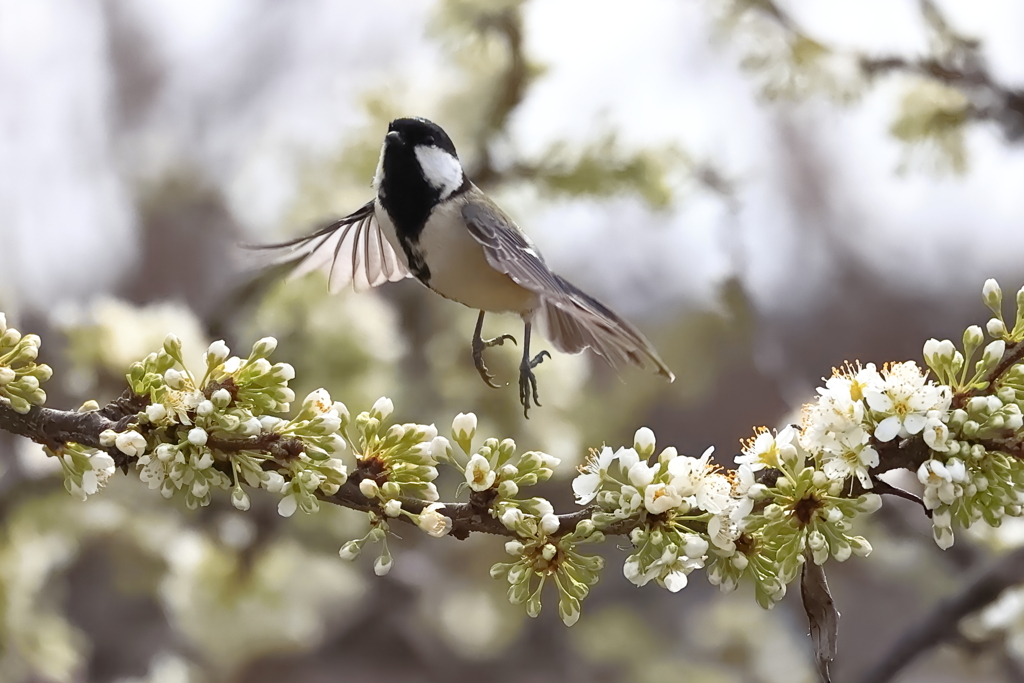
857, 545, 1024, 683
735, 0, 1024, 141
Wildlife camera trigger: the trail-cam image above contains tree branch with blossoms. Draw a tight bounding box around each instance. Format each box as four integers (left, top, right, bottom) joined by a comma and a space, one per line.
3, 280, 1024, 681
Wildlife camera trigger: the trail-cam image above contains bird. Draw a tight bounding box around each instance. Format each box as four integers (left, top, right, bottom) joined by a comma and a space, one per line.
253, 117, 674, 416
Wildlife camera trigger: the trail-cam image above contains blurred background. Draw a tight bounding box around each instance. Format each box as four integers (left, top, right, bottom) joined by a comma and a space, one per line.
2, 0, 1024, 681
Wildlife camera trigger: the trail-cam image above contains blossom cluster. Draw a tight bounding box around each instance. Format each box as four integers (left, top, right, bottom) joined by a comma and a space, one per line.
491, 510, 604, 627
16, 278, 1024, 634
0, 313, 51, 413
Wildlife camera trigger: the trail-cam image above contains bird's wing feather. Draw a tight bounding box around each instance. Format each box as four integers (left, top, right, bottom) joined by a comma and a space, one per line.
461, 201, 674, 381
246, 201, 411, 293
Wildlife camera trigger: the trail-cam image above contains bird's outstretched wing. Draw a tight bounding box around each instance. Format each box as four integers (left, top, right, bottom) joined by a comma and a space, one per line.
461, 200, 674, 381
247, 201, 411, 292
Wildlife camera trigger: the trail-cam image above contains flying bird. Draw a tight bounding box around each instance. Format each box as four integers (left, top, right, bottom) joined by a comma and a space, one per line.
254, 117, 673, 416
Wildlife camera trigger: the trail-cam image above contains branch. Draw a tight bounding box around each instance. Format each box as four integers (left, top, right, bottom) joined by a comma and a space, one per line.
857, 545, 1024, 683
0, 389, 143, 452
0, 392, 611, 540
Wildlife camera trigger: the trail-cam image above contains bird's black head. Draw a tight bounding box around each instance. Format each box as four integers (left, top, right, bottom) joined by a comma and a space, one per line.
387, 117, 459, 157
375, 118, 468, 241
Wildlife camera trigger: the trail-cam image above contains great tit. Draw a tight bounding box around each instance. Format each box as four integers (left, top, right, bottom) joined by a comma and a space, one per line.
256, 117, 674, 416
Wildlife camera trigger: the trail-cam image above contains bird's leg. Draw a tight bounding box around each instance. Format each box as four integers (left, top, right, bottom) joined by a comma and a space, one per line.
471, 310, 516, 389
518, 322, 551, 418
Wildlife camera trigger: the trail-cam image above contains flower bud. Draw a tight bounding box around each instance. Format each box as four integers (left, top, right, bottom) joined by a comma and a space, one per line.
0, 328, 20, 347
196, 400, 215, 417
211, 388, 232, 407
371, 396, 394, 420
856, 493, 882, 514
451, 412, 477, 446
146, 403, 168, 423
540, 513, 560, 535
0, 367, 14, 385
633, 427, 656, 458
163, 368, 184, 389
163, 333, 182, 358
207, 340, 230, 365
373, 554, 393, 576
187, 428, 208, 447
983, 279, 1003, 312
964, 325, 984, 350
505, 540, 525, 556
359, 479, 379, 498
500, 507, 523, 529
339, 540, 362, 560
251, 337, 278, 359
987, 318, 1007, 338
982, 340, 1006, 366
498, 480, 519, 498
384, 499, 402, 517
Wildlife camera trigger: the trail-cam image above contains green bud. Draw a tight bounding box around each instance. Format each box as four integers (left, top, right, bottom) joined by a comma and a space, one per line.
250, 337, 278, 359
982, 340, 1006, 367
988, 318, 1008, 338
983, 279, 1003, 315
508, 579, 531, 606
526, 586, 544, 618
8, 395, 30, 413
163, 333, 183, 360
964, 325, 984, 359
1, 328, 21, 347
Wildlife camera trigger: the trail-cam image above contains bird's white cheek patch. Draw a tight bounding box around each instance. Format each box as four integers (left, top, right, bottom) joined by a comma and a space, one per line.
372, 140, 387, 191
415, 145, 464, 199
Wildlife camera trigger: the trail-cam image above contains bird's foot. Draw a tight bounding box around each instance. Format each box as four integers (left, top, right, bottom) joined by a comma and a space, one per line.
472, 333, 517, 388
518, 350, 551, 418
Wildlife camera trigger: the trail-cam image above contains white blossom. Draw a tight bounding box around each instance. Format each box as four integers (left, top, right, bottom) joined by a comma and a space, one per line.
643, 483, 682, 514
867, 362, 950, 442
465, 454, 496, 491
417, 503, 451, 537
737, 426, 798, 471
277, 493, 298, 517
668, 447, 730, 514
115, 430, 147, 457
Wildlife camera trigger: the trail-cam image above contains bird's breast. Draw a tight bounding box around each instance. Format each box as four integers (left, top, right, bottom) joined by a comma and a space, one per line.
375, 200, 537, 315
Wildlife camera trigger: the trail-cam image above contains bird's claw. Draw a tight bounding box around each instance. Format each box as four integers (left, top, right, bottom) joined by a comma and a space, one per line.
519, 350, 551, 418
472, 334, 517, 389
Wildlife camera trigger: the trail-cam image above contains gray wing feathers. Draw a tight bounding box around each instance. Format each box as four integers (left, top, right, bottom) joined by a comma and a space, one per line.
251, 201, 410, 293
461, 201, 674, 381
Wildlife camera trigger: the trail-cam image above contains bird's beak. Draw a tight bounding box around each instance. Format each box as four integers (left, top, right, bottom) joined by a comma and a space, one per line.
385, 130, 402, 144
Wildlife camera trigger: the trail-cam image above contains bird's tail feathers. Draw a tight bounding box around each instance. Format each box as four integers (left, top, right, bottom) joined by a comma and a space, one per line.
538, 276, 675, 382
